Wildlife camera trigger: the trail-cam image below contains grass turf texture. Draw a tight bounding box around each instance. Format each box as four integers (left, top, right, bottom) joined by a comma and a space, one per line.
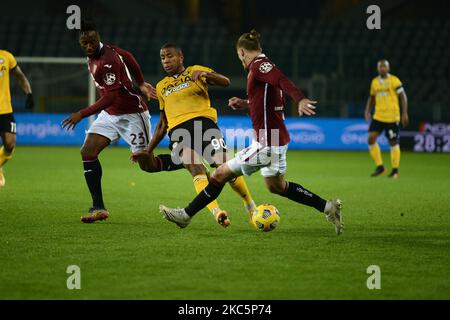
0, 146, 449, 299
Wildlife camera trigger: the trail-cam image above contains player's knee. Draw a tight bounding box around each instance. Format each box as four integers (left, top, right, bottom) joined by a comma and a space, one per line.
80, 145, 98, 160
4, 141, 15, 153
267, 183, 285, 195
389, 140, 398, 147
210, 166, 228, 185
184, 164, 205, 177
368, 135, 377, 145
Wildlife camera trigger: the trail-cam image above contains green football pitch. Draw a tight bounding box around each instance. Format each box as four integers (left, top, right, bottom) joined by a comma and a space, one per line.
0, 146, 449, 299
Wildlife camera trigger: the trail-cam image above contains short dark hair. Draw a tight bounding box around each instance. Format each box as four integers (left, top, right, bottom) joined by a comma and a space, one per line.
236, 29, 261, 51
160, 42, 183, 55
80, 20, 97, 35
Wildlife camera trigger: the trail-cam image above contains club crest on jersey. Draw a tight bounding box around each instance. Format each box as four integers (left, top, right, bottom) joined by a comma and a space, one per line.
259, 62, 273, 74
104, 72, 116, 85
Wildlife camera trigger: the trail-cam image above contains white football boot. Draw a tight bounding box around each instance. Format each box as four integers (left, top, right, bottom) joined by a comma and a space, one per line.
159, 205, 191, 228
325, 199, 344, 235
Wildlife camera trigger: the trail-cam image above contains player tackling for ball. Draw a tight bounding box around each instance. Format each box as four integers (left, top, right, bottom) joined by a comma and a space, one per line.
0, 49, 34, 187
132, 43, 257, 227
62, 21, 183, 223
365, 60, 409, 178
159, 30, 344, 235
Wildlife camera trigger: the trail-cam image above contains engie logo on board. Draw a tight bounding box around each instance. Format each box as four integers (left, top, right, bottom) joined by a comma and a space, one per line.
341, 123, 369, 145
286, 123, 325, 145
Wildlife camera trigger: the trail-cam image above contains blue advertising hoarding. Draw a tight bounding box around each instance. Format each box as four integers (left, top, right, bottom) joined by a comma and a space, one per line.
14, 113, 390, 151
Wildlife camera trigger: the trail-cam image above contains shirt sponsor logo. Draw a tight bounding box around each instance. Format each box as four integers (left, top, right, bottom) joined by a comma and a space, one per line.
164, 82, 191, 96
104, 72, 116, 85
104, 64, 112, 68
259, 62, 273, 74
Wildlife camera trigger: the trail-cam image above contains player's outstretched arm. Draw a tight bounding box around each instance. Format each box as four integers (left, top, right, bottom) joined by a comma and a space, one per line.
228, 97, 249, 110
12, 65, 34, 109
192, 70, 230, 87
61, 92, 116, 130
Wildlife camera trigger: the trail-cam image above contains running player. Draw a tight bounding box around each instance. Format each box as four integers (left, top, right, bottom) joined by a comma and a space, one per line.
62, 21, 183, 223
132, 43, 257, 227
159, 30, 344, 235
0, 49, 34, 187
365, 60, 409, 178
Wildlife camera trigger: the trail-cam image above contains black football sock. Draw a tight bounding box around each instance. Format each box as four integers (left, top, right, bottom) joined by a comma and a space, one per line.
185, 178, 225, 217
281, 181, 327, 212
156, 154, 184, 171
83, 159, 105, 209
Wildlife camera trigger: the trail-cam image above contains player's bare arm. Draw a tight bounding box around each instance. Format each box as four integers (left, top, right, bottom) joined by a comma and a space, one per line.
61, 91, 116, 130
399, 91, 409, 128
228, 97, 249, 110
192, 70, 230, 87
365, 95, 375, 122
11, 65, 34, 109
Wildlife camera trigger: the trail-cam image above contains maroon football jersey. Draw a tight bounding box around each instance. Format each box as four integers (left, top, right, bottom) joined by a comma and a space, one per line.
247, 54, 305, 146
87, 43, 147, 115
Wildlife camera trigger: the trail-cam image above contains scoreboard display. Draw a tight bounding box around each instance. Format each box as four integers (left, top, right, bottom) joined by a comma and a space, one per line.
402, 123, 450, 153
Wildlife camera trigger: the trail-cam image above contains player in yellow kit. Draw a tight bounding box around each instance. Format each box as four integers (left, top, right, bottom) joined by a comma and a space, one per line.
0, 49, 34, 187
365, 60, 409, 178
132, 43, 257, 227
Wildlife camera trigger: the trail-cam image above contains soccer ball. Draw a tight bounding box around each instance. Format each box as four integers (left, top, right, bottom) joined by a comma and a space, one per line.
252, 204, 280, 232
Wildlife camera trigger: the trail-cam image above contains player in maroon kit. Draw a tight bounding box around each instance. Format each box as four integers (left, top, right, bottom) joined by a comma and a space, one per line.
62, 21, 183, 223
159, 30, 344, 235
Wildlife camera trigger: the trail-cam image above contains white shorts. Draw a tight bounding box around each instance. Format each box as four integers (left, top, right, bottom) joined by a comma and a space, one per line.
227, 140, 288, 177
87, 110, 152, 153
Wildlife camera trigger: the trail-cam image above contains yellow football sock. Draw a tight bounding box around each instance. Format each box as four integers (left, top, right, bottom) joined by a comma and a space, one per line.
369, 143, 383, 167
228, 176, 256, 212
0, 147, 13, 167
193, 174, 221, 214
390, 144, 401, 169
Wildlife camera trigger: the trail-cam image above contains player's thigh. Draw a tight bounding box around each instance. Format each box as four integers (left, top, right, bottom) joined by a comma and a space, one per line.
181, 147, 207, 176
264, 175, 287, 194
384, 123, 400, 146
260, 145, 288, 179
0, 113, 17, 150
368, 131, 380, 144
368, 120, 383, 144
82, 133, 111, 156
201, 119, 227, 166
227, 142, 270, 177
115, 112, 152, 153
211, 151, 227, 167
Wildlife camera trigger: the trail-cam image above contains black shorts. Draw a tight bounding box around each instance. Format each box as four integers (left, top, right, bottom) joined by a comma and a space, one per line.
369, 119, 400, 143
0, 113, 16, 134
168, 117, 227, 166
